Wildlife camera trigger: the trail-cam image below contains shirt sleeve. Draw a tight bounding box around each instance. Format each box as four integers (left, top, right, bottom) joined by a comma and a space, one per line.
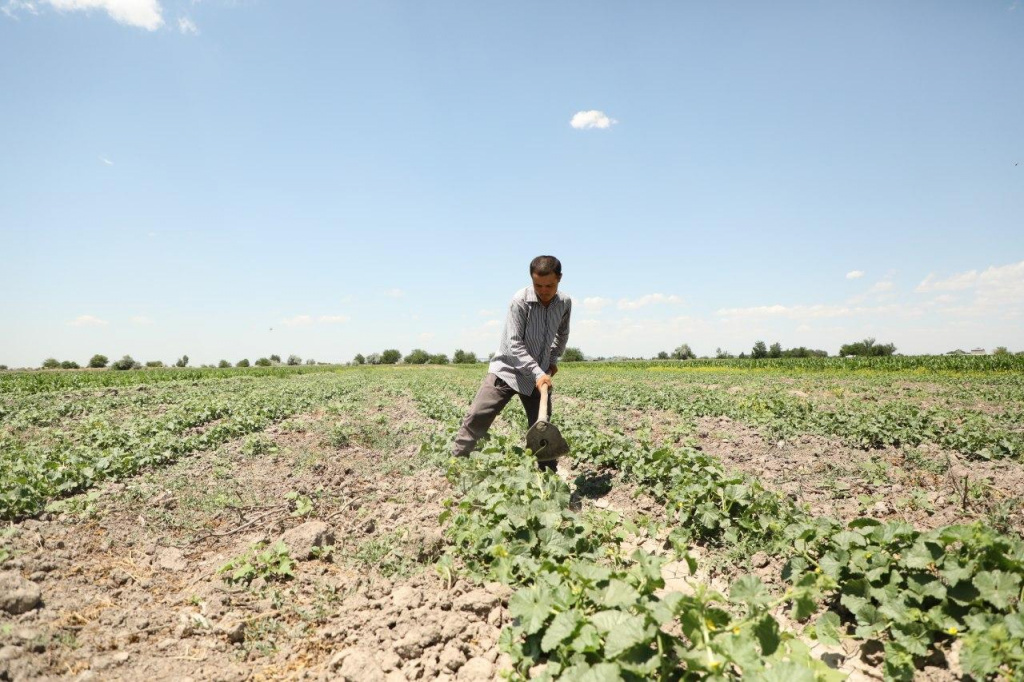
548, 299, 572, 365
506, 298, 546, 379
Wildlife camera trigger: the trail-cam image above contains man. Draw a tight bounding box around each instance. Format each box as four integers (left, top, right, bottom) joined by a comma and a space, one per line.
452, 255, 571, 469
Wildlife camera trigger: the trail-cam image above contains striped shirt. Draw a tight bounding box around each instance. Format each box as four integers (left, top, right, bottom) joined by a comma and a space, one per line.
489, 286, 572, 395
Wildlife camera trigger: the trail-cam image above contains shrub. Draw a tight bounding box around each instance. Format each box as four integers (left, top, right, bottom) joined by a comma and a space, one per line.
0, 365, 8, 370
236, 359, 251, 367
452, 349, 478, 364
270, 354, 281, 363
715, 348, 734, 359
353, 353, 366, 365
839, 338, 896, 357
366, 353, 381, 365
218, 359, 231, 368
656, 351, 669, 360
428, 353, 449, 364
404, 349, 429, 364
41, 358, 60, 369
111, 355, 141, 371
88, 354, 108, 368
380, 349, 401, 364
255, 358, 272, 367
561, 347, 584, 362
306, 358, 316, 365
145, 360, 164, 368
993, 346, 1010, 356
174, 355, 189, 368
672, 344, 696, 360
287, 354, 301, 366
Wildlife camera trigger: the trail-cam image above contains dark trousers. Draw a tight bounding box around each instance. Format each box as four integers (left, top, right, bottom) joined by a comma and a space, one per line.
452, 373, 553, 461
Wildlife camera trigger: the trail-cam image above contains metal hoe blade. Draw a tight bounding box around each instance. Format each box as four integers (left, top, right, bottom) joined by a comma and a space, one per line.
526, 419, 570, 462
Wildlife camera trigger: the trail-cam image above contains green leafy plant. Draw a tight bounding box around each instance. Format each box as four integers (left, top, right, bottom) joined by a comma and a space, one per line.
218, 541, 295, 586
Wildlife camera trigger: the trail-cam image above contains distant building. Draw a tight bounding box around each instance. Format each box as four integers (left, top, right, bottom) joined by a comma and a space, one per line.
970, 348, 986, 355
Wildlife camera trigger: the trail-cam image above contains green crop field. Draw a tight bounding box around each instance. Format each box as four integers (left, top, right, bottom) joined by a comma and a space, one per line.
1, 360, 1022, 680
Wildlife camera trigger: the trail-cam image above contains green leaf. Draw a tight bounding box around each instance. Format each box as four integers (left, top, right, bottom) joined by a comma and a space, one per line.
814, 612, 842, 646
973, 570, 1021, 610
590, 610, 648, 658
508, 585, 554, 636
753, 613, 781, 656
730, 574, 771, 609
541, 610, 582, 653
593, 579, 641, 609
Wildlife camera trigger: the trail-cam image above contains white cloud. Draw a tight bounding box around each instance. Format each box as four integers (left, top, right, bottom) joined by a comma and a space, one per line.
318, 315, 350, 323
478, 309, 496, 317
846, 270, 864, 279
617, 293, 684, 310
384, 288, 404, 298
45, 0, 163, 30
131, 315, 153, 325
68, 314, 108, 327
177, 14, 196, 34
281, 315, 313, 327
583, 296, 612, 312
418, 332, 435, 342
715, 303, 913, 321
2, 1, 39, 19
915, 261, 1024, 316
916, 270, 978, 293
868, 280, 894, 294
99, 156, 113, 165
570, 110, 617, 130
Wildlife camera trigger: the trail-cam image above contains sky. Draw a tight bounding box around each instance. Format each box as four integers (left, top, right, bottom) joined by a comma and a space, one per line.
1, 1, 1023, 368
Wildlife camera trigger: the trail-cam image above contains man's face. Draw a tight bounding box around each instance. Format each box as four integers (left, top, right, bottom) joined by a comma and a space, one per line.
532, 272, 561, 304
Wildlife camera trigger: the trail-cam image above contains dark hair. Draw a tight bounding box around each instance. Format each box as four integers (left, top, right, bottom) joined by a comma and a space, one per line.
530, 255, 562, 278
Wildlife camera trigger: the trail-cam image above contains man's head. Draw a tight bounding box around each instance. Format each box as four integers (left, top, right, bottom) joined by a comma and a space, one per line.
530, 255, 562, 305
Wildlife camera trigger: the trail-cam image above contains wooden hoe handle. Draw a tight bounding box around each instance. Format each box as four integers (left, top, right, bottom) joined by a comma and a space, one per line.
538, 383, 550, 422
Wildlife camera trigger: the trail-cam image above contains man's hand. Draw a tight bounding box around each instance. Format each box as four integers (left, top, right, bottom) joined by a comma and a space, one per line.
548, 363, 558, 377
536, 374, 552, 391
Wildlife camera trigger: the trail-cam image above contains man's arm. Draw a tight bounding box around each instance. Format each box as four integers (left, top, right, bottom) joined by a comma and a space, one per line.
547, 299, 572, 368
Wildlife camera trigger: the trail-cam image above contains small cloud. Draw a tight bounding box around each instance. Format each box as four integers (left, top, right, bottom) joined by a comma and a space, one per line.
384, 288, 404, 298
916, 270, 979, 293
281, 315, 313, 327
868, 280, 894, 294
177, 14, 196, 34
99, 156, 113, 165
570, 110, 617, 130
583, 296, 612, 312
418, 332, 435, 342
68, 314, 108, 327
131, 315, 154, 325
846, 270, 864, 279
318, 315, 350, 323
2, 1, 39, 19
617, 293, 684, 310
46, 0, 164, 30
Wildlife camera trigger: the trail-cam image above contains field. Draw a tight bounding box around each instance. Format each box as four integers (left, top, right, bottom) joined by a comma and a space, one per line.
1, 359, 1023, 681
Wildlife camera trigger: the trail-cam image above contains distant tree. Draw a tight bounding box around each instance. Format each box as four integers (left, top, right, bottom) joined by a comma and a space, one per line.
738, 352, 748, 359
839, 338, 896, 357
404, 349, 429, 364
751, 341, 768, 359
562, 347, 585, 362
175, 355, 189, 368
62, 360, 81, 369
656, 351, 669, 360
111, 355, 141, 370
255, 357, 272, 367
672, 344, 695, 360
380, 349, 401, 364
452, 349, 478, 364
306, 358, 316, 365
236, 359, 250, 367
768, 342, 782, 359
218, 360, 231, 368
87, 354, 109, 369
428, 353, 449, 365
270, 354, 281, 363
0, 365, 8, 371
287, 354, 302, 366
993, 346, 1010, 356
353, 353, 366, 365
42, 358, 61, 369
781, 347, 828, 358
715, 348, 734, 359
145, 360, 165, 368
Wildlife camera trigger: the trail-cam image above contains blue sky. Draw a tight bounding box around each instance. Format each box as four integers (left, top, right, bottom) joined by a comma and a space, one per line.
2, 1, 1022, 367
